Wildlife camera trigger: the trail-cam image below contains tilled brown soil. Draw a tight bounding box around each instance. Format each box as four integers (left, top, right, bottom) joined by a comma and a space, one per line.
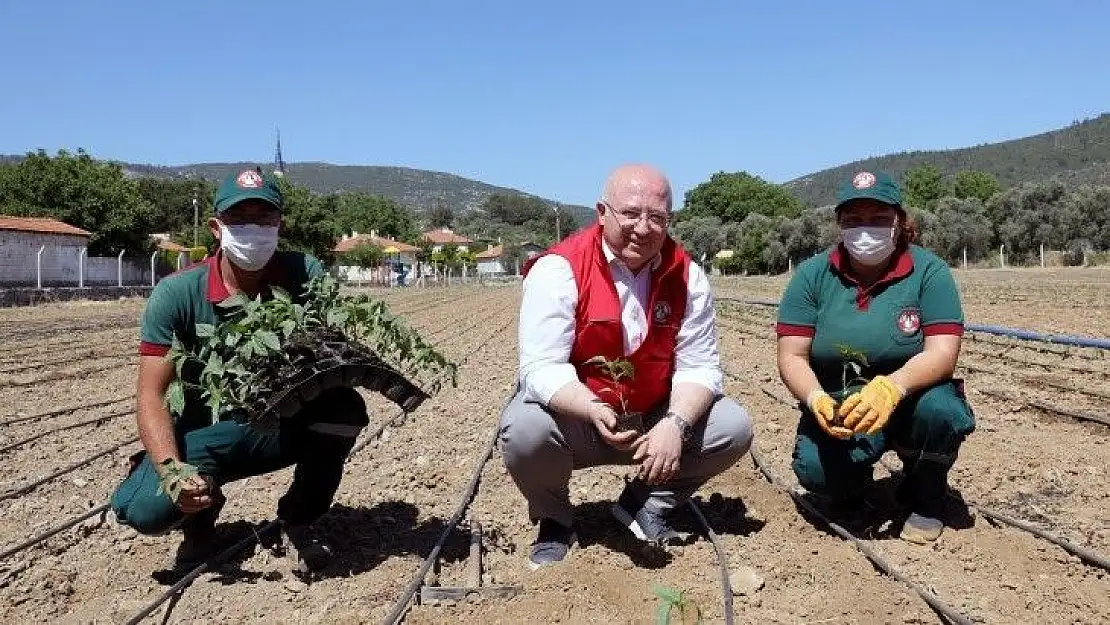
0, 272, 1107, 624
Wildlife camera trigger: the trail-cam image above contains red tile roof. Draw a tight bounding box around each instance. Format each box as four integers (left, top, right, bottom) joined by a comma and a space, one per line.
0, 215, 91, 237
423, 228, 472, 245
157, 240, 190, 253
475, 244, 503, 259
334, 233, 420, 253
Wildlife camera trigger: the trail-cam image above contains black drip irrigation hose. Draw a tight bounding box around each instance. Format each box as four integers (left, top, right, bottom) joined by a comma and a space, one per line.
0, 394, 131, 427
0, 351, 134, 375
125, 316, 516, 624
874, 459, 1110, 573
748, 445, 973, 625
0, 436, 140, 502
0, 503, 109, 561
0, 360, 138, 389
122, 519, 282, 625
686, 497, 735, 625
760, 384, 1110, 583
380, 410, 503, 625
977, 388, 1110, 428
0, 410, 132, 455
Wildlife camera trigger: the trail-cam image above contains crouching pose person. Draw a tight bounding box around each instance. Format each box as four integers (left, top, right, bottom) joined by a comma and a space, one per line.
111, 169, 368, 574
775, 170, 975, 544
499, 164, 754, 570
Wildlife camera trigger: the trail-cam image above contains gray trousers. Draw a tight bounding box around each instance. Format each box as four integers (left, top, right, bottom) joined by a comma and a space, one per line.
498, 392, 754, 528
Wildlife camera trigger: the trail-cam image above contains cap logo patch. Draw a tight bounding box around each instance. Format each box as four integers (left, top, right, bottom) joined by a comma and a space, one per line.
654, 301, 672, 324
236, 170, 264, 189
852, 172, 877, 189
897, 308, 921, 336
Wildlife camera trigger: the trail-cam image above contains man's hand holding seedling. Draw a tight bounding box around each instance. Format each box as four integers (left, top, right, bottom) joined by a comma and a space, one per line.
632, 417, 683, 485
156, 458, 214, 514
587, 399, 640, 451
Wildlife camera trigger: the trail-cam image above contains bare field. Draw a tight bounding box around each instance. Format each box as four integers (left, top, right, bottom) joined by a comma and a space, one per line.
0, 270, 1107, 624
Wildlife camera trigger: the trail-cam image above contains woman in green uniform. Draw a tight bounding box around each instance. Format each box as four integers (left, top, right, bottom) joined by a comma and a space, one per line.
775, 170, 974, 543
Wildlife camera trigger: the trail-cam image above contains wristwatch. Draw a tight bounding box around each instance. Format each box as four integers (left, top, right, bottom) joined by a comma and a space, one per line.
665, 411, 693, 442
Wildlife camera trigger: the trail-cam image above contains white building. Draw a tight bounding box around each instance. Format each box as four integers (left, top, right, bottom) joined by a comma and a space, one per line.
0, 216, 91, 286
422, 227, 472, 253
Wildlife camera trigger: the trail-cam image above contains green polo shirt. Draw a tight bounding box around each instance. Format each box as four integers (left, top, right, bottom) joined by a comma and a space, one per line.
138, 251, 325, 425
776, 244, 963, 398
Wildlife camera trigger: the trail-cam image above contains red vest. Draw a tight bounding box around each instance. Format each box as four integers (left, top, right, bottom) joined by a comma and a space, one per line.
523, 224, 692, 414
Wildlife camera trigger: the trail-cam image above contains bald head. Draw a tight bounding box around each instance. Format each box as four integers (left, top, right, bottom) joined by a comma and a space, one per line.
600, 164, 673, 211
596, 163, 672, 272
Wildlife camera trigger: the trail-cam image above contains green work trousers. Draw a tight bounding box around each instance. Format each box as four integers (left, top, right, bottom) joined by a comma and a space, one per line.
111, 387, 368, 535
791, 379, 975, 518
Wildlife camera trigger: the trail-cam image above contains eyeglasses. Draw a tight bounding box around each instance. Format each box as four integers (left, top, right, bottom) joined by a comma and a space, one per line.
602, 201, 670, 229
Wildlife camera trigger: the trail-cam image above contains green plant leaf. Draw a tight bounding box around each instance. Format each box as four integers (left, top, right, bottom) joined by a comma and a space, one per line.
655, 602, 672, 625
327, 308, 349, 327
195, 323, 216, 338
257, 330, 282, 352
207, 352, 225, 377
653, 585, 682, 604
217, 293, 250, 309
280, 319, 297, 339
271, 285, 291, 303
165, 378, 185, 415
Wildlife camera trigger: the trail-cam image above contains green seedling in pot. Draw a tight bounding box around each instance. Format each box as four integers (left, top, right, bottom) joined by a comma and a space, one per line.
164, 274, 458, 430
585, 355, 644, 433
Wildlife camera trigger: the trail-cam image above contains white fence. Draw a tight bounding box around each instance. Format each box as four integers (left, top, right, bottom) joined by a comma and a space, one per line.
0, 246, 167, 288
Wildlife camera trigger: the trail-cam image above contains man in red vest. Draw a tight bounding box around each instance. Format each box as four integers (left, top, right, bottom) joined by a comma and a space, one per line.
500, 164, 754, 569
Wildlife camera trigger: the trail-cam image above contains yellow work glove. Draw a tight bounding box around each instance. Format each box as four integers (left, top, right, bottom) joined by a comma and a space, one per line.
838, 376, 906, 435
806, 389, 852, 440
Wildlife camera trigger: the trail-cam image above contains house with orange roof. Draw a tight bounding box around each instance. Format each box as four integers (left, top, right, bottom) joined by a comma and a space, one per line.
422, 227, 472, 253
473, 240, 546, 276
0, 215, 91, 286
333, 230, 421, 286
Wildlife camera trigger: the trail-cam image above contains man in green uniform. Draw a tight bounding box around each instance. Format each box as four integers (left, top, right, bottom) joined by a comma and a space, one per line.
775, 170, 974, 543
111, 168, 368, 574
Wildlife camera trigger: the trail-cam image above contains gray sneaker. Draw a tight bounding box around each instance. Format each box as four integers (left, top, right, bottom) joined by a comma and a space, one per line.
611, 489, 683, 544
528, 518, 576, 571
280, 521, 334, 574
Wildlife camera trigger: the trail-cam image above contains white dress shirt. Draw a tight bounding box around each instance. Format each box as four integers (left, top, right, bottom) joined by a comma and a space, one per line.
518, 241, 724, 405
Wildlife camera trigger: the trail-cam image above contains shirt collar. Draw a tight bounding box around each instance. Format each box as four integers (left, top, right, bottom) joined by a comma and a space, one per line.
601, 240, 663, 274
828, 243, 913, 285
205, 250, 285, 303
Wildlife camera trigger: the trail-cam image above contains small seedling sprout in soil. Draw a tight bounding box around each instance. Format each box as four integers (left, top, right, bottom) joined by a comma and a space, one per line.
585, 355, 643, 432
164, 275, 458, 427
653, 584, 702, 625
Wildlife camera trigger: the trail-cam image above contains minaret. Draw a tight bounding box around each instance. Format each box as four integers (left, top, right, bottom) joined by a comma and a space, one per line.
273, 128, 286, 177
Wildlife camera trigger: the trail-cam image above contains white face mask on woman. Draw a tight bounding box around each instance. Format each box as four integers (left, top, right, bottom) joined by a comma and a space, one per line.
218, 223, 279, 271
842, 225, 896, 266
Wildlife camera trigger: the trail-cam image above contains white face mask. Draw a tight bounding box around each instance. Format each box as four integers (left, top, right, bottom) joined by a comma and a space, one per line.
218, 223, 279, 271
842, 226, 896, 266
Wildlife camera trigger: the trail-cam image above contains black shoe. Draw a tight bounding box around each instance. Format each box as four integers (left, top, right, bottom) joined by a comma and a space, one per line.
280, 520, 334, 575
171, 498, 223, 572
611, 487, 683, 545
528, 518, 576, 571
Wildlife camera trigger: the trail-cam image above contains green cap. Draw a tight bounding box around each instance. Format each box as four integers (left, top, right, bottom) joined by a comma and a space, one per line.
835, 170, 902, 210
214, 168, 284, 214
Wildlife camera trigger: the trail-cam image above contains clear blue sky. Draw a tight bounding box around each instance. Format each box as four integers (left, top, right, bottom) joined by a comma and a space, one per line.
1, 1, 1107, 206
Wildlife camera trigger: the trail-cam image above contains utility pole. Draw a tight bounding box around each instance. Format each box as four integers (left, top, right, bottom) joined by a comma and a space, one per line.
554, 204, 561, 240
192, 192, 199, 247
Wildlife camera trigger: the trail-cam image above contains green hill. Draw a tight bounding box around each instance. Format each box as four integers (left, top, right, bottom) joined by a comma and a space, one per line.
121, 160, 596, 225
785, 113, 1110, 207
1, 155, 595, 227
